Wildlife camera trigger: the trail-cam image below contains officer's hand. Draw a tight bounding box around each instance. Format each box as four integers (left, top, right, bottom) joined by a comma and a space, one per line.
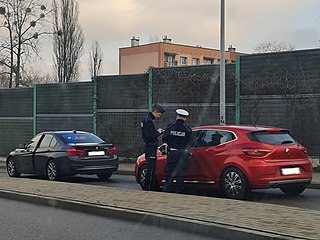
157, 128, 164, 134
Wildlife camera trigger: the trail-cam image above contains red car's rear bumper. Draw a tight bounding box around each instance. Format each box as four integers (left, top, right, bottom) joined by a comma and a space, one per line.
243, 159, 313, 189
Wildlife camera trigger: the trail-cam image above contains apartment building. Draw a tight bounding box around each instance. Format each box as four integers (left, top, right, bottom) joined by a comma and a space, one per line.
119, 36, 246, 75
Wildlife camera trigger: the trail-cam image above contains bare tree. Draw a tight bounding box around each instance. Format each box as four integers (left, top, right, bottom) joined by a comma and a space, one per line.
0, 0, 51, 88
0, 65, 9, 88
254, 41, 295, 53
88, 40, 103, 79
52, 0, 84, 82
0, 48, 9, 88
21, 69, 55, 87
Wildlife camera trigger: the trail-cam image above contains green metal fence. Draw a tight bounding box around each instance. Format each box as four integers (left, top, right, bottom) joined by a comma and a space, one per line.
1, 48, 320, 156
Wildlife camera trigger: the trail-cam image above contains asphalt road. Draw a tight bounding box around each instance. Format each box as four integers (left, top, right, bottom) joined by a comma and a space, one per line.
1, 169, 320, 211
0, 198, 221, 240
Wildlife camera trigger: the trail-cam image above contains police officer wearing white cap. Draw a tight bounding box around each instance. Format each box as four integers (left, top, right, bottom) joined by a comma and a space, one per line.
162, 109, 194, 193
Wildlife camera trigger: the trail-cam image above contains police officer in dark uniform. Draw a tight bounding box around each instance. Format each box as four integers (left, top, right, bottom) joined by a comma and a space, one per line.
141, 103, 165, 191
162, 109, 194, 193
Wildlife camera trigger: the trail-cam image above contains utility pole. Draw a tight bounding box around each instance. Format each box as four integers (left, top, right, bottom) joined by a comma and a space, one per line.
219, 0, 226, 125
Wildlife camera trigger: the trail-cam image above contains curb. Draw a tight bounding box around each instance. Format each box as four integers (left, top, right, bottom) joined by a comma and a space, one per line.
0, 190, 310, 240
305, 183, 320, 189
114, 170, 134, 176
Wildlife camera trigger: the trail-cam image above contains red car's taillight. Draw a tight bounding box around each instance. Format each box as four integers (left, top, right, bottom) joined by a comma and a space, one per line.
242, 148, 272, 157
66, 148, 86, 156
302, 147, 308, 154
105, 147, 117, 155
297, 143, 308, 154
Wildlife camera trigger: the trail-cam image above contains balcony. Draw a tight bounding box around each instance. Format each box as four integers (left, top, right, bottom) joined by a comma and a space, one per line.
164, 61, 177, 67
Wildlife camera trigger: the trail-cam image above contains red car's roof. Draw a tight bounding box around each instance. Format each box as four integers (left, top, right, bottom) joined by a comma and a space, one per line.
192, 125, 286, 133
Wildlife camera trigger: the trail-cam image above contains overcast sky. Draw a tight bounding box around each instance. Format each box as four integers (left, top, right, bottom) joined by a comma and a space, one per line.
39, 0, 320, 80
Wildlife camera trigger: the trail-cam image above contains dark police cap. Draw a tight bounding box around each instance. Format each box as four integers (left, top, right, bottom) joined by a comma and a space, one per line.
153, 103, 165, 113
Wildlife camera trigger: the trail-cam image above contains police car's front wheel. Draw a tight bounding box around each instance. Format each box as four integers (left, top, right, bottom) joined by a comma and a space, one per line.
7, 157, 20, 177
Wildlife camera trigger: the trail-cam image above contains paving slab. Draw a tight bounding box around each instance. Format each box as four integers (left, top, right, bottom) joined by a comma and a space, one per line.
0, 178, 319, 240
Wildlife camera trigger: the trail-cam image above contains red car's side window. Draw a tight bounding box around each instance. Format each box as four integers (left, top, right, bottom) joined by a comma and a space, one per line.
193, 130, 236, 148
193, 131, 207, 148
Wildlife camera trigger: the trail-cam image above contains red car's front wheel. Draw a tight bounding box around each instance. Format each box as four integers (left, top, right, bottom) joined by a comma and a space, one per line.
138, 164, 160, 191
138, 164, 147, 189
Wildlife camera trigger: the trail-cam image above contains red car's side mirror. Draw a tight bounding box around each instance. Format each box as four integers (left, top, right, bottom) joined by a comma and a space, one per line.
159, 144, 168, 155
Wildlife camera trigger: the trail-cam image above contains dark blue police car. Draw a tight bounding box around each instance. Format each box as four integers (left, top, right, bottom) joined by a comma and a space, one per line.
6, 130, 119, 181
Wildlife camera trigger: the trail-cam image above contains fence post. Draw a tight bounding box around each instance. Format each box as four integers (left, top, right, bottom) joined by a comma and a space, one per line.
235, 55, 241, 124
33, 84, 37, 136
148, 67, 153, 111
92, 76, 97, 134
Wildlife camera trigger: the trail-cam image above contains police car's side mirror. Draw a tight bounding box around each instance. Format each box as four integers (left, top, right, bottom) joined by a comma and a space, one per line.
159, 144, 168, 155
19, 143, 26, 149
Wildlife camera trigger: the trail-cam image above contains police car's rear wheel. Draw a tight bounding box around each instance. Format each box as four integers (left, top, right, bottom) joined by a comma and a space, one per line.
97, 172, 112, 181
47, 159, 59, 181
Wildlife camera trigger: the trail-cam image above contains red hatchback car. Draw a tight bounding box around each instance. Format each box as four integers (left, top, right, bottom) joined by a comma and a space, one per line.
135, 125, 313, 199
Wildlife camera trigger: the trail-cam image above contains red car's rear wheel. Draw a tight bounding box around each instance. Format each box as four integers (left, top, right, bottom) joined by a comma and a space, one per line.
221, 167, 251, 200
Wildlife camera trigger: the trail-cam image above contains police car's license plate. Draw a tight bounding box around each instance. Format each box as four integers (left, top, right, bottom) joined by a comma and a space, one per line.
88, 151, 105, 156
281, 167, 301, 176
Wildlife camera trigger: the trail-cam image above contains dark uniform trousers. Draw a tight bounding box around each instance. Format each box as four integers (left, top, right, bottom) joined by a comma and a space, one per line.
141, 111, 162, 191
143, 143, 158, 191
163, 149, 190, 193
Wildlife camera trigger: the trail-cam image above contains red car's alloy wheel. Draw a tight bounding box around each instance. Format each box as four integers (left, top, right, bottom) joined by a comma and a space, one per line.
138, 165, 147, 189
221, 167, 250, 200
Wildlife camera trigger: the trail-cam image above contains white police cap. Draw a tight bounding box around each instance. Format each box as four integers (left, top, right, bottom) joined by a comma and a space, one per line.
176, 109, 189, 117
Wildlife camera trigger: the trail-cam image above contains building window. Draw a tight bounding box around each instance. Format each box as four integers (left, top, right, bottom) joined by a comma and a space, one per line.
180, 57, 187, 65
204, 58, 213, 65
192, 58, 199, 65
165, 55, 173, 63
164, 53, 176, 67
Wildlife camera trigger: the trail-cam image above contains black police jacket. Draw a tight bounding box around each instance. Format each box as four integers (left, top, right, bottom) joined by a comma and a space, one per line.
162, 119, 194, 150
141, 112, 161, 146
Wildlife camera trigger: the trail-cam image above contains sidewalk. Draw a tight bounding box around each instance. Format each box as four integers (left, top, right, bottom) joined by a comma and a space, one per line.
0, 161, 320, 239
0, 176, 319, 239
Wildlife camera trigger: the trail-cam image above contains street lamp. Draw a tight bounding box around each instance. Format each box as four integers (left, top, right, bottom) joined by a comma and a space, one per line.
219, 0, 226, 125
